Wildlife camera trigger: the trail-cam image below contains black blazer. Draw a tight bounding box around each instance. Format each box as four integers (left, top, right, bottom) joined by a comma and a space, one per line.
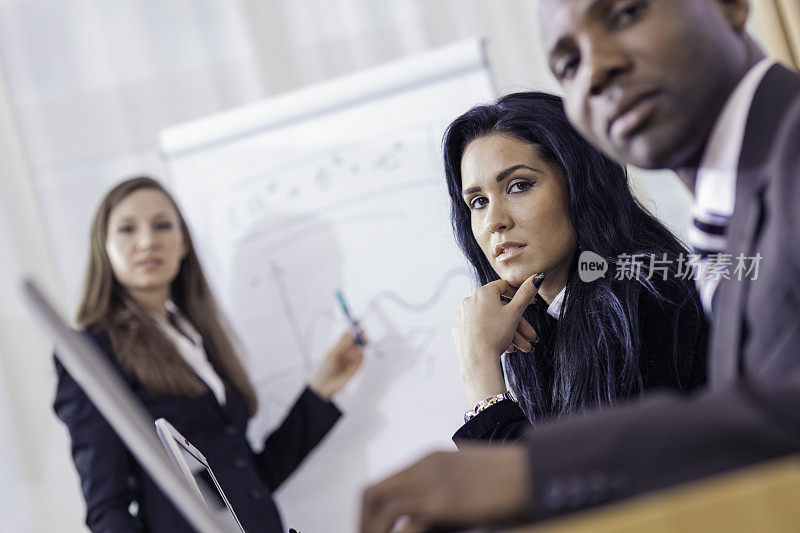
452, 276, 708, 444
523, 64, 800, 521
54, 330, 341, 533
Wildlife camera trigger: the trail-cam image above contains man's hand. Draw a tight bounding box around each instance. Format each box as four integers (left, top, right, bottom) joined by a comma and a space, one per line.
360, 445, 531, 533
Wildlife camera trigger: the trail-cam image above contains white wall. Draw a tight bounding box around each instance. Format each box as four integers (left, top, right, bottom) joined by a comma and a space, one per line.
0, 59, 85, 531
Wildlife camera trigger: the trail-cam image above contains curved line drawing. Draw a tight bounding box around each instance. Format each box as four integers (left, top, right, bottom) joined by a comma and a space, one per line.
252, 264, 473, 391
362, 267, 472, 317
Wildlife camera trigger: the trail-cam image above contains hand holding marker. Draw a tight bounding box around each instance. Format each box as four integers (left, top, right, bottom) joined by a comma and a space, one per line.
335, 289, 365, 346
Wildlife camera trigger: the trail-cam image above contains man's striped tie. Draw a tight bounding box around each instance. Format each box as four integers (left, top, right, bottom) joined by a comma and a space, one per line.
688, 209, 731, 316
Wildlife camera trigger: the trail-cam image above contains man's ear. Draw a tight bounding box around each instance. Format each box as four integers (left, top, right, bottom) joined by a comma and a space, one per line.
716, 0, 749, 32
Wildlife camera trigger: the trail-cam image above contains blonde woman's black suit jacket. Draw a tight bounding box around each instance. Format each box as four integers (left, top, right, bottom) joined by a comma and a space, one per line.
54, 329, 341, 533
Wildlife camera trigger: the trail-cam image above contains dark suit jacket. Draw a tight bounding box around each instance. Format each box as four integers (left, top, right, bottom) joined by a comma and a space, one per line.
452, 277, 707, 444
523, 64, 800, 521
54, 330, 341, 533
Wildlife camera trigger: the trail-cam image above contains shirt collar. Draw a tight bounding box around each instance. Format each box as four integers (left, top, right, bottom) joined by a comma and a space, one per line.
546, 286, 566, 320
152, 300, 203, 346
694, 59, 773, 218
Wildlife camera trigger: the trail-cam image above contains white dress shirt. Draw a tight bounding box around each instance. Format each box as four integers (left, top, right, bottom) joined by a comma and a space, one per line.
694, 59, 773, 223
151, 301, 227, 405
501, 286, 565, 390
546, 286, 566, 320
690, 59, 773, 313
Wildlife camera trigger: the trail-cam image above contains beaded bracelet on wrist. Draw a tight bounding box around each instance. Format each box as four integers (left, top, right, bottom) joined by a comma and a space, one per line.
464, 389, 518, 423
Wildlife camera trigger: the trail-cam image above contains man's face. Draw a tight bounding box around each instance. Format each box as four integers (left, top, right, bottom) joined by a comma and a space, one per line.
539, 0, 748, 170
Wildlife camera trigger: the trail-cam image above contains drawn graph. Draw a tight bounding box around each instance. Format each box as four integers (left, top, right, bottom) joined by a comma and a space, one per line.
265, 263, 471, 370
161, 39, 496, 533
230, 224, 473, 430
241, 261, 473, 433
185, 123, 478, 431
223, 124, 440, 239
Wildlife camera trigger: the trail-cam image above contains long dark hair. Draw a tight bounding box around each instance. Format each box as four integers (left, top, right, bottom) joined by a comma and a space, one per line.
443, 92, 701, 422
78, 176, 258, 415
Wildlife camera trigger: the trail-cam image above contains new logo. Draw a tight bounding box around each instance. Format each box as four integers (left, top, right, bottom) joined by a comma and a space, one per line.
578, 250, 608, 282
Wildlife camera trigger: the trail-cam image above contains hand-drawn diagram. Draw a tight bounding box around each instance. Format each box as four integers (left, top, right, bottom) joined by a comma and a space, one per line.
171, 118, 478, 533
188, 123, 474, 432
162, 41, 496, 533
224, 124, 439, 239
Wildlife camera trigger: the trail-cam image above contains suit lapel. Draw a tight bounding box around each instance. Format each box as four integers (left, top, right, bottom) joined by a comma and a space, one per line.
709, 64, 800, 384
709, 172, 763, 383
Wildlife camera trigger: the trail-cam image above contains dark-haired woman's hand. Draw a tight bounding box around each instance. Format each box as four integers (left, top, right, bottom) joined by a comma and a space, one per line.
309, 330, 367, 401
453, 274, 541, 405
505, 316, 539, 354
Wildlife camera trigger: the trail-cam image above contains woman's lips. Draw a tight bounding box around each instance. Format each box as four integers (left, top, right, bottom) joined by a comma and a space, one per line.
137, 259, 163, 271
497, 245, 526, 262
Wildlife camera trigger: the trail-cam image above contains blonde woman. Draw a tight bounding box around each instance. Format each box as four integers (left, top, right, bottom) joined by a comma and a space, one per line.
54, 176, 365, 532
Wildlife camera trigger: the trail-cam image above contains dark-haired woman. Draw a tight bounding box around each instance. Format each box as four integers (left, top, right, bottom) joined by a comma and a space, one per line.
54, 177, 365, 532
444, 92, 707, 443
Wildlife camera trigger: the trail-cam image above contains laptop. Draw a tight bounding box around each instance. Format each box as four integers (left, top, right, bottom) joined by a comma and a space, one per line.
21, 278, 238, 533
156, 417, 246, 532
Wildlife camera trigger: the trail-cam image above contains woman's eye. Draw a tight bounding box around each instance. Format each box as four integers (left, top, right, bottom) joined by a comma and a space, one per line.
117, 225, 134, 234
610, 0, 648, 29
557, 56, 579, 80
468, 196, 488, 210
155, 221, 173, 231
508, 180, 534, 194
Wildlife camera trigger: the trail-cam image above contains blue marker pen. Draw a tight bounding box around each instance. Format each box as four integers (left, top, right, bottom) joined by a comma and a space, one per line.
335, 289, 365, 346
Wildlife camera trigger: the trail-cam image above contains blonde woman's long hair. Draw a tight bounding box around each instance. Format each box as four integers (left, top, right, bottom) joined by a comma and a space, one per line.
77, 176, 258, 415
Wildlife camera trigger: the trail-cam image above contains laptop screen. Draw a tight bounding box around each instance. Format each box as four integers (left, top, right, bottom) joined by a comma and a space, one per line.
156, 418, 246, 533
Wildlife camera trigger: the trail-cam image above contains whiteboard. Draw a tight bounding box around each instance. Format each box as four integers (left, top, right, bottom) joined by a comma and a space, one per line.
160, 39, 495, 532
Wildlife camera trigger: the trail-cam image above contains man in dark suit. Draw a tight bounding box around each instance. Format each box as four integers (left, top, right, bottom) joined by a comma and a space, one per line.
360, 1, 800, 531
